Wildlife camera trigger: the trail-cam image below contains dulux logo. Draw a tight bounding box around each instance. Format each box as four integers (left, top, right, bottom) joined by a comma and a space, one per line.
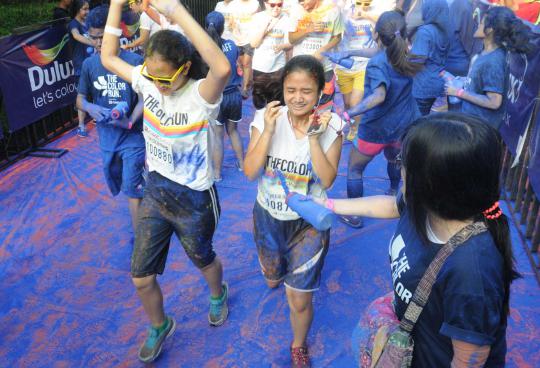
22, 33, 74, 92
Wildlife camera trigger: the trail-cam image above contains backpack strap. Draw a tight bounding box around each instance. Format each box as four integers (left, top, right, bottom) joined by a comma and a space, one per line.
399, 222, 488, 333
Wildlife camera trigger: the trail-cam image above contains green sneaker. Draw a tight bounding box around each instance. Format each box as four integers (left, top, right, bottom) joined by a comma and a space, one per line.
138, 316, 176, 363
208, 282, 229, 326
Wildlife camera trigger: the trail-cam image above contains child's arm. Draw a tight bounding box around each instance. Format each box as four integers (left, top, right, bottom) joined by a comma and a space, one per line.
446, 86, 503, 110
244, 102, 281, 180
101, 0, 136, 83
316, 195, 400, 219
70, 28, 95, 47
160, 0, 230, 104
346, 85, 386, 118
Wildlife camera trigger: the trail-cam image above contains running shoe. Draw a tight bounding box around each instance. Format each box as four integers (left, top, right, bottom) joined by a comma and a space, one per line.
138, 316, 176, 363
291, 345, 311, 368
76, 128, 88, 137
339, 215, 364, 228
208, 282, 229, 326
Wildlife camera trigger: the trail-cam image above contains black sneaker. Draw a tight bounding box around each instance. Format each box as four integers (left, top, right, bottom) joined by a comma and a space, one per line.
339, 215, 364, 228
138, 316, 176, 363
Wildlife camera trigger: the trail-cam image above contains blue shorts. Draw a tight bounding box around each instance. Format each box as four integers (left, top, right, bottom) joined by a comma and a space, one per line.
131, 172, 221, 277
101, 146, 145, 198
217, 89, 242, 124
252, 201, 330, 292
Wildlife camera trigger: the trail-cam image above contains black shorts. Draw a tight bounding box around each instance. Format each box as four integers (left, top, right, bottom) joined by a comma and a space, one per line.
252, 201, 330, 291
217, 89, 242, 124
239, 44, 254, 57
131, 172, 221, 277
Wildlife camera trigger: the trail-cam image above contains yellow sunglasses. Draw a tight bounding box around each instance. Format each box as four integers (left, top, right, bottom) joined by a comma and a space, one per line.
140, 61, 187, 87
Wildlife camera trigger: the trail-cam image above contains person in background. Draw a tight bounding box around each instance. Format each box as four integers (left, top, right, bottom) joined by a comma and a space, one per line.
288, 0, 343, 108
205, 11, 245, 180
335, 0, 379, 141
101, 0, 231, 363
228, 0, 262, 98
322, 113, 518, 368
69, 0, 95, 137
53, 0, 73, 20
77, 4, 145, 235
122, 0, 160, 51
250, 0, 292, 110
215, 0, 235, 40
341, 10, 421, 228
244, 55, 343, 368
410, 0, 450, 115
447, 6, 534, 129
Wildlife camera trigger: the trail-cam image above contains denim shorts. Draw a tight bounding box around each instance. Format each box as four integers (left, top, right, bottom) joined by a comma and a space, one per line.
101, 146, 145, 198
131, 172, 221, 277
252, 201, 330, 292
217, 89, 242, 124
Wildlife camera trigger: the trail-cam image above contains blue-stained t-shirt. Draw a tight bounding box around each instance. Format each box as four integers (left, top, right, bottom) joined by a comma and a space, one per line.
391, 195, 507, 368
462, 48, 508, 130
68, 19, 89, 76
357, 52, 420, 144
446, 0, 481, 76
411, 24, 449, 99
78, 51, 145, 152
222, 38, 242, 93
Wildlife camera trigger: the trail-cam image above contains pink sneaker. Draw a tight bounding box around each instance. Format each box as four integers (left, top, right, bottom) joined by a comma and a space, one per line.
291, 345, 311, 368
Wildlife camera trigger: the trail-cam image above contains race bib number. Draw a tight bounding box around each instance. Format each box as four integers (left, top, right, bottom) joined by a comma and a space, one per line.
144, 129, 174, 173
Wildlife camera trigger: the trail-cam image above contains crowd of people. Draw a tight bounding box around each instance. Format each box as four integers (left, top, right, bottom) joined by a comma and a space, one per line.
49, 0, 536, 366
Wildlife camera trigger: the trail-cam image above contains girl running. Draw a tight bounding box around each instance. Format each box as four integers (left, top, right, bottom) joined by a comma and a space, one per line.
446, 6, 533, 130
69, 0, 94, 137
244, 55, 343, 368
341, 10, 421, 228
101, 0, 231, 363
319, 112, 518, 368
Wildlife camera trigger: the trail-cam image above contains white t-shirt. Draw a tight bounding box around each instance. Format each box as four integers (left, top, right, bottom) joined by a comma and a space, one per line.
159, 14, 185, 35
215, 1, 235, 40
131, 67, 222, 191
251, 12, 290, 73
228, 0, 261, 46
250, 107, 341, 221
337, 5, 377, 71
140, 12, 160, 37
289, 2, 344, 71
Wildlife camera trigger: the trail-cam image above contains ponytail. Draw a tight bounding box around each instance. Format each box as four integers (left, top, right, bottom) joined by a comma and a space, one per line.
376, 11, 424, 77
206, 23, 223, 50
485, 214, 520, 318
485, 6, 534, 54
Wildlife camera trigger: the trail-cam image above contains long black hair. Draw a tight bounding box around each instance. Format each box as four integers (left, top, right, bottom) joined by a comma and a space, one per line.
71, 0, 89, 19
145, 30, 208, 80
401, 112, 520, 317
375, 11, 423, 77
205, 11, 224, 49
484, 6, 534, 54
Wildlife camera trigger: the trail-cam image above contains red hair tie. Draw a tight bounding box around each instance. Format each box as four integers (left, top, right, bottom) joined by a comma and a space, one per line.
483, 201, 503, 220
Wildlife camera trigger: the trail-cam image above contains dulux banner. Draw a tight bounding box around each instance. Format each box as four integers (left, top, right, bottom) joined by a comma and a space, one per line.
0, 23, 76, 132
0, 12, 141, 133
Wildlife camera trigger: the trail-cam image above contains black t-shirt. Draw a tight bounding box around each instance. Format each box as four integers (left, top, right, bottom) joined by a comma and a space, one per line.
52, 7, 70, 20
391, 195, 507, 367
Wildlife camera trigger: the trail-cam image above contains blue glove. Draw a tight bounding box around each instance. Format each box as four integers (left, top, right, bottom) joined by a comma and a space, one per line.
82, 101, 110, 123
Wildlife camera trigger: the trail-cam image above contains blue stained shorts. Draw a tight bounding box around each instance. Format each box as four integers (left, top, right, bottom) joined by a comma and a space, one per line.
131, 172, 221, 277
101, 146, 145, 198
217, 89, 242, 124
252, 201, 330, 292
